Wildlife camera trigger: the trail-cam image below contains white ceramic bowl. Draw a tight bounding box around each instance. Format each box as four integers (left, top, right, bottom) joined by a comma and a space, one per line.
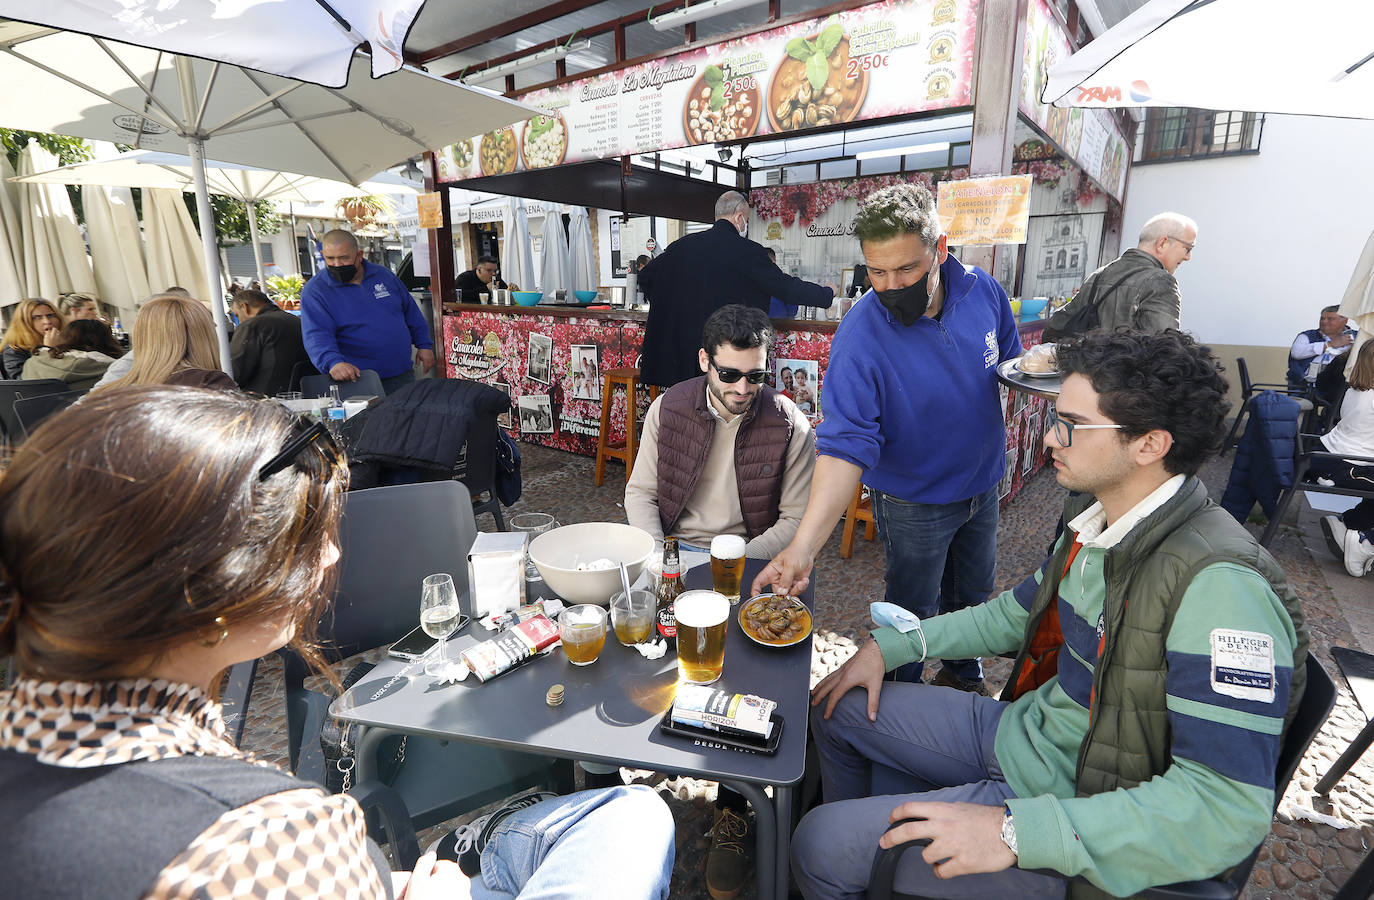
528, 523, 656, 607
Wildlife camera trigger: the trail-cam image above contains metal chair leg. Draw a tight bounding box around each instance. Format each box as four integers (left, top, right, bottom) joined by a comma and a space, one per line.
1317, 718, 1374, 795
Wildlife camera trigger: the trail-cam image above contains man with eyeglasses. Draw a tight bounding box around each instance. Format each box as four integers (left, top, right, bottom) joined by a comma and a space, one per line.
755, 182, 1023, 695
792, 329, 1307, 900
1045, 211, 1197, 339
625, 303, 815, 899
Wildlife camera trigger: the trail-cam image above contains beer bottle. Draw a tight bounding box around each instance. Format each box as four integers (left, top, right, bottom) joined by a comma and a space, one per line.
656, 537, 682, 643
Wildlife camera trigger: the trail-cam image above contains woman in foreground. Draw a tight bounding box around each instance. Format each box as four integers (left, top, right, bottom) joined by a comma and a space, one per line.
0, 386, 674, 899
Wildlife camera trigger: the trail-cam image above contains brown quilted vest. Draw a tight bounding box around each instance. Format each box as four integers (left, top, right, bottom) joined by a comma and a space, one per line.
655, 376, 794, 540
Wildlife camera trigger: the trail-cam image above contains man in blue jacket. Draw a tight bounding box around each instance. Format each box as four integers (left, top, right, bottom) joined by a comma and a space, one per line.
301, 229, 435, 393
638, 191, 833, 388
754, 183, 1022, 691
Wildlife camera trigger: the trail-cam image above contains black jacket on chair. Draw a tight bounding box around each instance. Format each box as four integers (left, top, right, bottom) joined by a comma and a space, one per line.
637, 220, 832, 388
230, 307, 311, 396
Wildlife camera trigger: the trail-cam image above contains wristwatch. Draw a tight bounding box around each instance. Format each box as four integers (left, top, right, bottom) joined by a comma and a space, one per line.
1000, 805, 1018, 858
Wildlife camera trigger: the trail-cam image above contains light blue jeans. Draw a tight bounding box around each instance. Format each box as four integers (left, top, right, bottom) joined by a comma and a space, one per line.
792, 685, 1064, 900
870, 485, 1000, 683
470, 786, 675, 900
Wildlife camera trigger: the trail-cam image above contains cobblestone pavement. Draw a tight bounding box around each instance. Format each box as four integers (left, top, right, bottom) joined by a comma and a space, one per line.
237, 446, 1374, 899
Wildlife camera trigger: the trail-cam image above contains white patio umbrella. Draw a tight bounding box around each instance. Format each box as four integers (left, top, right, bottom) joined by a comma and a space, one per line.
81, 184, 149, 319
143, 188, 213, 306
1338, 229, 1374, 376
0, 155, 25, 306
538, 210, 571, 298
16, 150, 419, 285
1042, 0, 1374, 119
15, 144, 96, 300
0, 14, 544, 370
566, 206, 596, 293
503, 198, 537, 295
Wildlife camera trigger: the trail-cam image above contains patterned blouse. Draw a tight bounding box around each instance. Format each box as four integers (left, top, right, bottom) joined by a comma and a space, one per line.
0, 678, 391, 899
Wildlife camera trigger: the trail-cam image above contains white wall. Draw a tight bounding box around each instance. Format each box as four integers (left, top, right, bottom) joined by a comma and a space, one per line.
1122, 114, 1374, 347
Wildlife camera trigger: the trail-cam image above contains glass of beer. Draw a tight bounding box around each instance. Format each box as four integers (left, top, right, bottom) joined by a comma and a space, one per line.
676, 590, 729, 684
710, 534, 746, 604
560, 604, 607, 666
610, 589, 656, 646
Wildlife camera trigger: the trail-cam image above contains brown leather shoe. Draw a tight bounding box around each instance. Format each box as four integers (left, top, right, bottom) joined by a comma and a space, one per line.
706, 806, 754, 900
931, 666, 991, 697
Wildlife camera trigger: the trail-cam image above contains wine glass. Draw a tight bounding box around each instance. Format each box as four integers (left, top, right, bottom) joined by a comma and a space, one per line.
420, 573, 461, 677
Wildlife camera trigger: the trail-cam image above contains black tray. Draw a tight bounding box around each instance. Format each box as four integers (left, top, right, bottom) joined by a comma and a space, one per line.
658, 709, 783, 755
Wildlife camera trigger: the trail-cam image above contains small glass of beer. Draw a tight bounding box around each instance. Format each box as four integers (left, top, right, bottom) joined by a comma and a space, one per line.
676, 590, 729, 684
710, 534, 746, 605
610, 589, 656, 646
560, 604, 608, 666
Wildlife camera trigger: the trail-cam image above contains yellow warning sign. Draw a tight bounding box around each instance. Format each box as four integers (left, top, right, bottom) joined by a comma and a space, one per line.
937, 175, 1032, 245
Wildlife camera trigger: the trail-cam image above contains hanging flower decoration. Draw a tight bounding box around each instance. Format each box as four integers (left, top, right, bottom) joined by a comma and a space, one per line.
750, 169, 968, 228
1011, 158, 1070, 187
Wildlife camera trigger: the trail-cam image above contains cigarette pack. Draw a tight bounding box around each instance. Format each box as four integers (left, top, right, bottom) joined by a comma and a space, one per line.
460, 614, 560, 682
671, 685, 776, 739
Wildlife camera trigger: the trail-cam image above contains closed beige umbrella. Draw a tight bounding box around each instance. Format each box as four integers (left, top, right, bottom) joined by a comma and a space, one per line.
1339, 228, 1374, 376
142, 188, 212, 305
81, 184, 148, 323
0, 155, 25, 307
16, 144, 95, 299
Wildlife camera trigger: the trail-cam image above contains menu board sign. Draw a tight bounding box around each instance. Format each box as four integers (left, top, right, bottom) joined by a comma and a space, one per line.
436, 0, 979, 183
1018, 0, 1128, 202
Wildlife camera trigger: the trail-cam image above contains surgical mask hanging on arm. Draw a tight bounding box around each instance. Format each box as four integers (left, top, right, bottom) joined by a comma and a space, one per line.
870, 601, 927, 662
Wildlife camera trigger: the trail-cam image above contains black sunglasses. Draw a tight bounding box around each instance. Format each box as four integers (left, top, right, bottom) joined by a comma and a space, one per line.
258, 419, 338, 481
710, 360, 768, 384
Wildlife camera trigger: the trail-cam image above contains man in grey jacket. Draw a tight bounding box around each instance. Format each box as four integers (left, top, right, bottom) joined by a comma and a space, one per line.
1046, 212, 1197, 337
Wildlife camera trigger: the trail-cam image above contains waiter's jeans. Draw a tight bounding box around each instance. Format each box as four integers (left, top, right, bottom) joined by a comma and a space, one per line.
871, 485, 1000, 683
791, 684, 1064, 900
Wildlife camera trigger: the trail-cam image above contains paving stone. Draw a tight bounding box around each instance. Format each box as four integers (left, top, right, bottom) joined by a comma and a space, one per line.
1290, 860, 1321, 882
1273, 863, 1298, 890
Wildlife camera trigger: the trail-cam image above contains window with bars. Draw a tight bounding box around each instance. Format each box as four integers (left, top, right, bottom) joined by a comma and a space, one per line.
1135, 109, 1265, 163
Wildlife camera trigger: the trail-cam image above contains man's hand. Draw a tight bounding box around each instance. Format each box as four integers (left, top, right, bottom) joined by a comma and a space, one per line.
811, 639, 887, 721
751, 543, 814, 597
1331, 332, 1354, 349
329, 362, 361, 382
879, 801, 1015, 879
395, 852, 471, 899
417, 348, 436, 374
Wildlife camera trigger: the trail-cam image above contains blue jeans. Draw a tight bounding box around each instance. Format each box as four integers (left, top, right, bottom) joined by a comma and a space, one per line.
471, 786, 675, 900
792, 685, 1064, 900
870, 485, 999, 683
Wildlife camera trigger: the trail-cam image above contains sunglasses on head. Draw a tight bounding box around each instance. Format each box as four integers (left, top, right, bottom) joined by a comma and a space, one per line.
258, 418, 340, 481
710, 360, 768, 384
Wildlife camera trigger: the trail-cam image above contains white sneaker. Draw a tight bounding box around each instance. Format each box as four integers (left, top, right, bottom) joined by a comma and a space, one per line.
1343, 529, 1374, 578
1321, 515, 1349, 563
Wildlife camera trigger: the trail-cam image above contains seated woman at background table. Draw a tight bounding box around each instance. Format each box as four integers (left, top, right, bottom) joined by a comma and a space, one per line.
20, 318, 124, 389
96, 293, 237, 392
1313, 339, 1374, 578
0, 297, 64, 379
0, 386, 676, 900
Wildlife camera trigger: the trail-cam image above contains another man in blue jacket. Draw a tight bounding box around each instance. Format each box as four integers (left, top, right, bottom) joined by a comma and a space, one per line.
754, 183, 1022, 692
301, 229, 435, 393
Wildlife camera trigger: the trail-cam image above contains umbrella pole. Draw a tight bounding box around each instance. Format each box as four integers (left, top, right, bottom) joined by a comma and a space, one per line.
246, 199, 267, 286
187, 137, 234, 375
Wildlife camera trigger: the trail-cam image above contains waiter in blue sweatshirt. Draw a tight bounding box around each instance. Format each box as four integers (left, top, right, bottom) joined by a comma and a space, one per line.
754, 183, 1022, 692
301, 229, 435, 393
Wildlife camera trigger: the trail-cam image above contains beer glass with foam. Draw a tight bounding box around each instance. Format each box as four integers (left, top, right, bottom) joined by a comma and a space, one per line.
676, 590, 729, 684
710, 534, 746, 605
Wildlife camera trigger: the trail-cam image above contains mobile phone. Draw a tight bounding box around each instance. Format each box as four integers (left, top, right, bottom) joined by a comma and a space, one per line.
388, 618, 470, 660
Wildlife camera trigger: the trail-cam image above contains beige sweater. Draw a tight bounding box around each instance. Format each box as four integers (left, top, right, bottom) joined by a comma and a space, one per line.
625, 383, 815, 558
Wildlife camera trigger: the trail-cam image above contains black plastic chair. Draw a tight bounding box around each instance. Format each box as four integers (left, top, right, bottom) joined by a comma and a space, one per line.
1259, 434, 1374, 547
14, 389, 85, 439
1225, 357, 1307, 451
300, 368, 385, 400
278, 481, 568, 862
0, 379, 70, 445
866, 654, 1337, 900
452, 416, 507, 531
287, 359, 320, 393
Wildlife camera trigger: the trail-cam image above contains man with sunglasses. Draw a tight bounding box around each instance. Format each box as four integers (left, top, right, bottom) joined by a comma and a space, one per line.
755, 182, 1023, 694
791, 329, 1307, 900
1044, 211, 1197, 339
625, 303, 816, 900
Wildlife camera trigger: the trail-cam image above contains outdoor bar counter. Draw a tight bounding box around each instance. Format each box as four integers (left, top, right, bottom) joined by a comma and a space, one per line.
442, 304, 1054, 507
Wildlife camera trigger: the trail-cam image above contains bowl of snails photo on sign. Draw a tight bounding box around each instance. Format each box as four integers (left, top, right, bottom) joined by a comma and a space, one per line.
681, 62, 761, 145
767, 17, 869, 134
438, 138, 474, 181
520, 112, 568, 170
479, 126, 518, 176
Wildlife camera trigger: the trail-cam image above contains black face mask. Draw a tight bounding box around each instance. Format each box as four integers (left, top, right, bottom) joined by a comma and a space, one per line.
876, 263, 938, 326
326, 263, 358, 283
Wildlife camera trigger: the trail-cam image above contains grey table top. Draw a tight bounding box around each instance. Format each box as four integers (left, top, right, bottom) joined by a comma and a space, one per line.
331, 559, 814, 787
